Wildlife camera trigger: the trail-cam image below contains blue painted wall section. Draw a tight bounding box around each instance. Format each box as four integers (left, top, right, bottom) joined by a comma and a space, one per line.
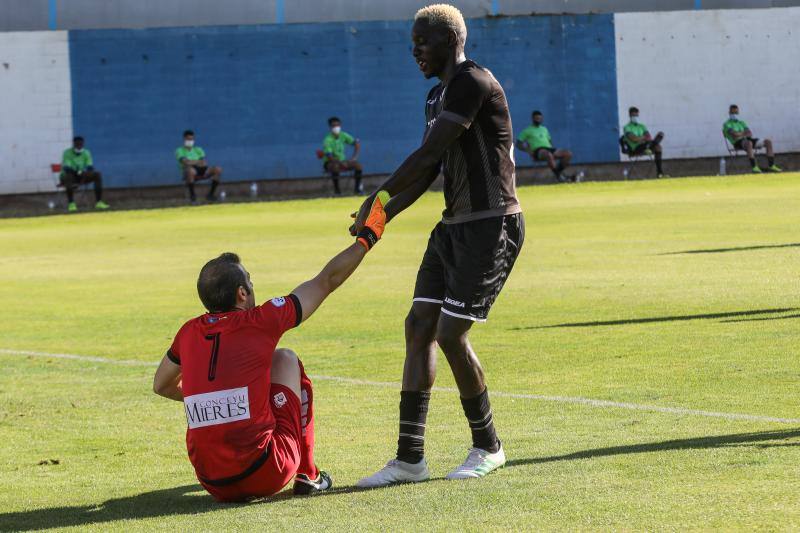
69, 16, 618, 188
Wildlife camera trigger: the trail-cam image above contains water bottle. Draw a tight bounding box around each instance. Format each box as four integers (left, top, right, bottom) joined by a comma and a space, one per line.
623, 168, 629, 180
719, 158, 727, 176
219, 190, 227, 202
47, 200, 55, 210
577, 171, 585, 183
249, 182, 258, 198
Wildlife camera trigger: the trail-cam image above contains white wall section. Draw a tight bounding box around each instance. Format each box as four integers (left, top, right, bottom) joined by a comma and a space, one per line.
615, 8, 800, 159
0, 31, 72, 194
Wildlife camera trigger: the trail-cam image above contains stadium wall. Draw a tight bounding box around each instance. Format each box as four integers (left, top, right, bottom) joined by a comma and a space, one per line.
1, 8, 799, 195
0, 31, 73, 195
614, 8, 800, 159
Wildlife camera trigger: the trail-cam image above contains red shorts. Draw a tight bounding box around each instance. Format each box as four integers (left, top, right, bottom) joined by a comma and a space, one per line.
200, 384, 303, 502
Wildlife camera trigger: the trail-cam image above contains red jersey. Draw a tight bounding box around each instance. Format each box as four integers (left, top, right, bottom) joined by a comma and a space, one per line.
167, 294, 302, 483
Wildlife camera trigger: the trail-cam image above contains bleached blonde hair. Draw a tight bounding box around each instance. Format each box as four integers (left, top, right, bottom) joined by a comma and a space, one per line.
414, 4, 467, 46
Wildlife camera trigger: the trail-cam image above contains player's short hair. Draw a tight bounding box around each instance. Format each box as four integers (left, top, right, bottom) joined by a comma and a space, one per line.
197, 252, 249, 313
415, 4, 467, 47
729, 104, 739, 111
629, 106, 639, 115
328, 116, 341, 126
73, 136, 84, 143
183, 129, 194, 138
532, 110, 543, 117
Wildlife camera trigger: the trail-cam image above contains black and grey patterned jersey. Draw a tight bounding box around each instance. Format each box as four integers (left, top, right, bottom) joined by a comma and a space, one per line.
424, 59, 521, 224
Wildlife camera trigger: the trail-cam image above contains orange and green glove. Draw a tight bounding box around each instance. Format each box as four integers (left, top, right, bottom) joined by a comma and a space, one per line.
356, 190, 390, 250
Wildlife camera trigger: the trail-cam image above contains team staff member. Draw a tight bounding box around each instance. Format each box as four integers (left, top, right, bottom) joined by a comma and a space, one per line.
322, 117, 364, 195
176, 130, 223, 203
353, 4, 524, 487
516, 111, 575, 182
621, 106, 667, 177
723, 104, 781, 173
60, 136, 109, 212
153, 192, 390, 502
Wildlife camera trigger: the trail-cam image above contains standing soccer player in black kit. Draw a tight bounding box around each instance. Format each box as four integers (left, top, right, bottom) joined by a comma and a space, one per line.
352, 4, 524, 487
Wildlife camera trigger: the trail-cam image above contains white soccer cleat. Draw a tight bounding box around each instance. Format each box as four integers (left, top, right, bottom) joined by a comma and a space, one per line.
356, 458, 430, 488
445, 444, 506, 480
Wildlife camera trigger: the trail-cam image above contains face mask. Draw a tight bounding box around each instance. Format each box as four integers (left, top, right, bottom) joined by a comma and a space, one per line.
331, 126, 342, 135
730, 114, 738, 120
630, 117, 639, 124
533, 119, 543, 126
74, 147, 83, 153
184, 140, 194, 148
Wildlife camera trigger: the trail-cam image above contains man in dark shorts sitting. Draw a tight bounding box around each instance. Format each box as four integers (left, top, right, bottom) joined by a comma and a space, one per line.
60, 136, 109, 212
321, 117, 364, 195
621, 106, 666, 178
723, 104, 781, 173
516, 110, 574, 182
175, 130, 223, 204
352, 3, 524, 487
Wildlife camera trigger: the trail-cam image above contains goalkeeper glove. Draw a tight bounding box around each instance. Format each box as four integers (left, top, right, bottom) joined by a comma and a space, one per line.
356, 190, 390, 250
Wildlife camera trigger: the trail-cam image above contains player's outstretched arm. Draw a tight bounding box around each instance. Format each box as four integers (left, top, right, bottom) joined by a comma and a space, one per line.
292, 191, 390, 323
352, 118, 465, 233
153, 355, 183, 401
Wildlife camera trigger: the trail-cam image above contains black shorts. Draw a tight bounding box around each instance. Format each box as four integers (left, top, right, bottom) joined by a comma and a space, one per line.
733, 137, 758, 151
192, 165, 209, 178
629, 142, 654, 156
534, 147, 557, 160
413, 213, 524, 322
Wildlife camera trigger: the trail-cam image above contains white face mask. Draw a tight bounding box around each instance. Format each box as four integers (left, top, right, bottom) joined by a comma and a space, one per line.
730, 113, 739, 120
630, 116, 639, 124
74, 147, 83, 153
331, 126, 342, 135
184, 139, 195, 148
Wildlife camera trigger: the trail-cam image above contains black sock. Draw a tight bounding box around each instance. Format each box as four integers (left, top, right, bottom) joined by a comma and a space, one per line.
768, 156, 775, 166
655, 152, 663, 175
749, 157, 757, 168
396, 390, 430, 464
66, 187, 75, 203
354, 171, 363, 193
187, 182, 196, 200
460, 388, 499, 453
94, 180, 103, 202
332, 176, 341, 194
208, 181, 219, 198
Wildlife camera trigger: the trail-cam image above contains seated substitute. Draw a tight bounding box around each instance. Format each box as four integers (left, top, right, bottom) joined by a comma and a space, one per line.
322, 117, 364, 195
153, 192, 390, 502
621, 106, 667, 177
175, 130, 222, 204
60, 136, 109, 212
723, 104, 781, 173
516, 111, 574, 182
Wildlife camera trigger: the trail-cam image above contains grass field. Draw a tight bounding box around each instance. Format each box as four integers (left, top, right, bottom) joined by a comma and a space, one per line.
1, 174, 799, 531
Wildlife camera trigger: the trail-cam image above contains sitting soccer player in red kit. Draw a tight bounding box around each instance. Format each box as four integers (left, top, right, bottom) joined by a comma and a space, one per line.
152, 192, 389, 502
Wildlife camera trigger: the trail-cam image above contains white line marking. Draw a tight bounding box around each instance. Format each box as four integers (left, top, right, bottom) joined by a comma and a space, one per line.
3, 348, 799, 425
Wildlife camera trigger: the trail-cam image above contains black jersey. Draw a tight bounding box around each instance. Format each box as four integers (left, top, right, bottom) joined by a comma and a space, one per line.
424, 60, 521, 224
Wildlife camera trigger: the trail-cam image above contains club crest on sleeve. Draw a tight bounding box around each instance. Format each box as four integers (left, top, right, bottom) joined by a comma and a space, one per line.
271, 297, 286, 308
273, 392, 287, 408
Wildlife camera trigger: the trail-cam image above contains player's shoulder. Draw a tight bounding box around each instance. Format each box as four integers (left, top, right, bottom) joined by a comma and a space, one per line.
450, 60, 495, 93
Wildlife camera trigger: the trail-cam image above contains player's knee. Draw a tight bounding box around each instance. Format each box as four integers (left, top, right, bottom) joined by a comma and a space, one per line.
765, 138, 773, 146
405, 308, 437, 342
564, 150, 573, 159
435, 328, 466, 357
272, 348, 299, 370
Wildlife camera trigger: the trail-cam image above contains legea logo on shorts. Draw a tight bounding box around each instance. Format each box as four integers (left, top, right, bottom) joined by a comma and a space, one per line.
444, 297, 466, 308
184, 387, 250, 429
273, 392, 287, 408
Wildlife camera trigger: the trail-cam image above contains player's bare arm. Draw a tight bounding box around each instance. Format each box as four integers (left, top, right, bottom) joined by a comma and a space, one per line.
292, 191, 389, 322
352, 118, 464, 232
153, 355, 182, 401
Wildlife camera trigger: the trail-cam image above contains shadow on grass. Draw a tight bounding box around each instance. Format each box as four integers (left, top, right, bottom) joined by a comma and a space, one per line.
505, 428, 800, 468
0, 480, 380, 531
721, 313, 800, 324
513, 308, 799, 330
660, 242, 800, 255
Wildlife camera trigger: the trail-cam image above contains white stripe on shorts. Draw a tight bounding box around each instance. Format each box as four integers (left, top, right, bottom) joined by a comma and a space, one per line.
412, 297, 443, 305
441, 307, 487, 323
